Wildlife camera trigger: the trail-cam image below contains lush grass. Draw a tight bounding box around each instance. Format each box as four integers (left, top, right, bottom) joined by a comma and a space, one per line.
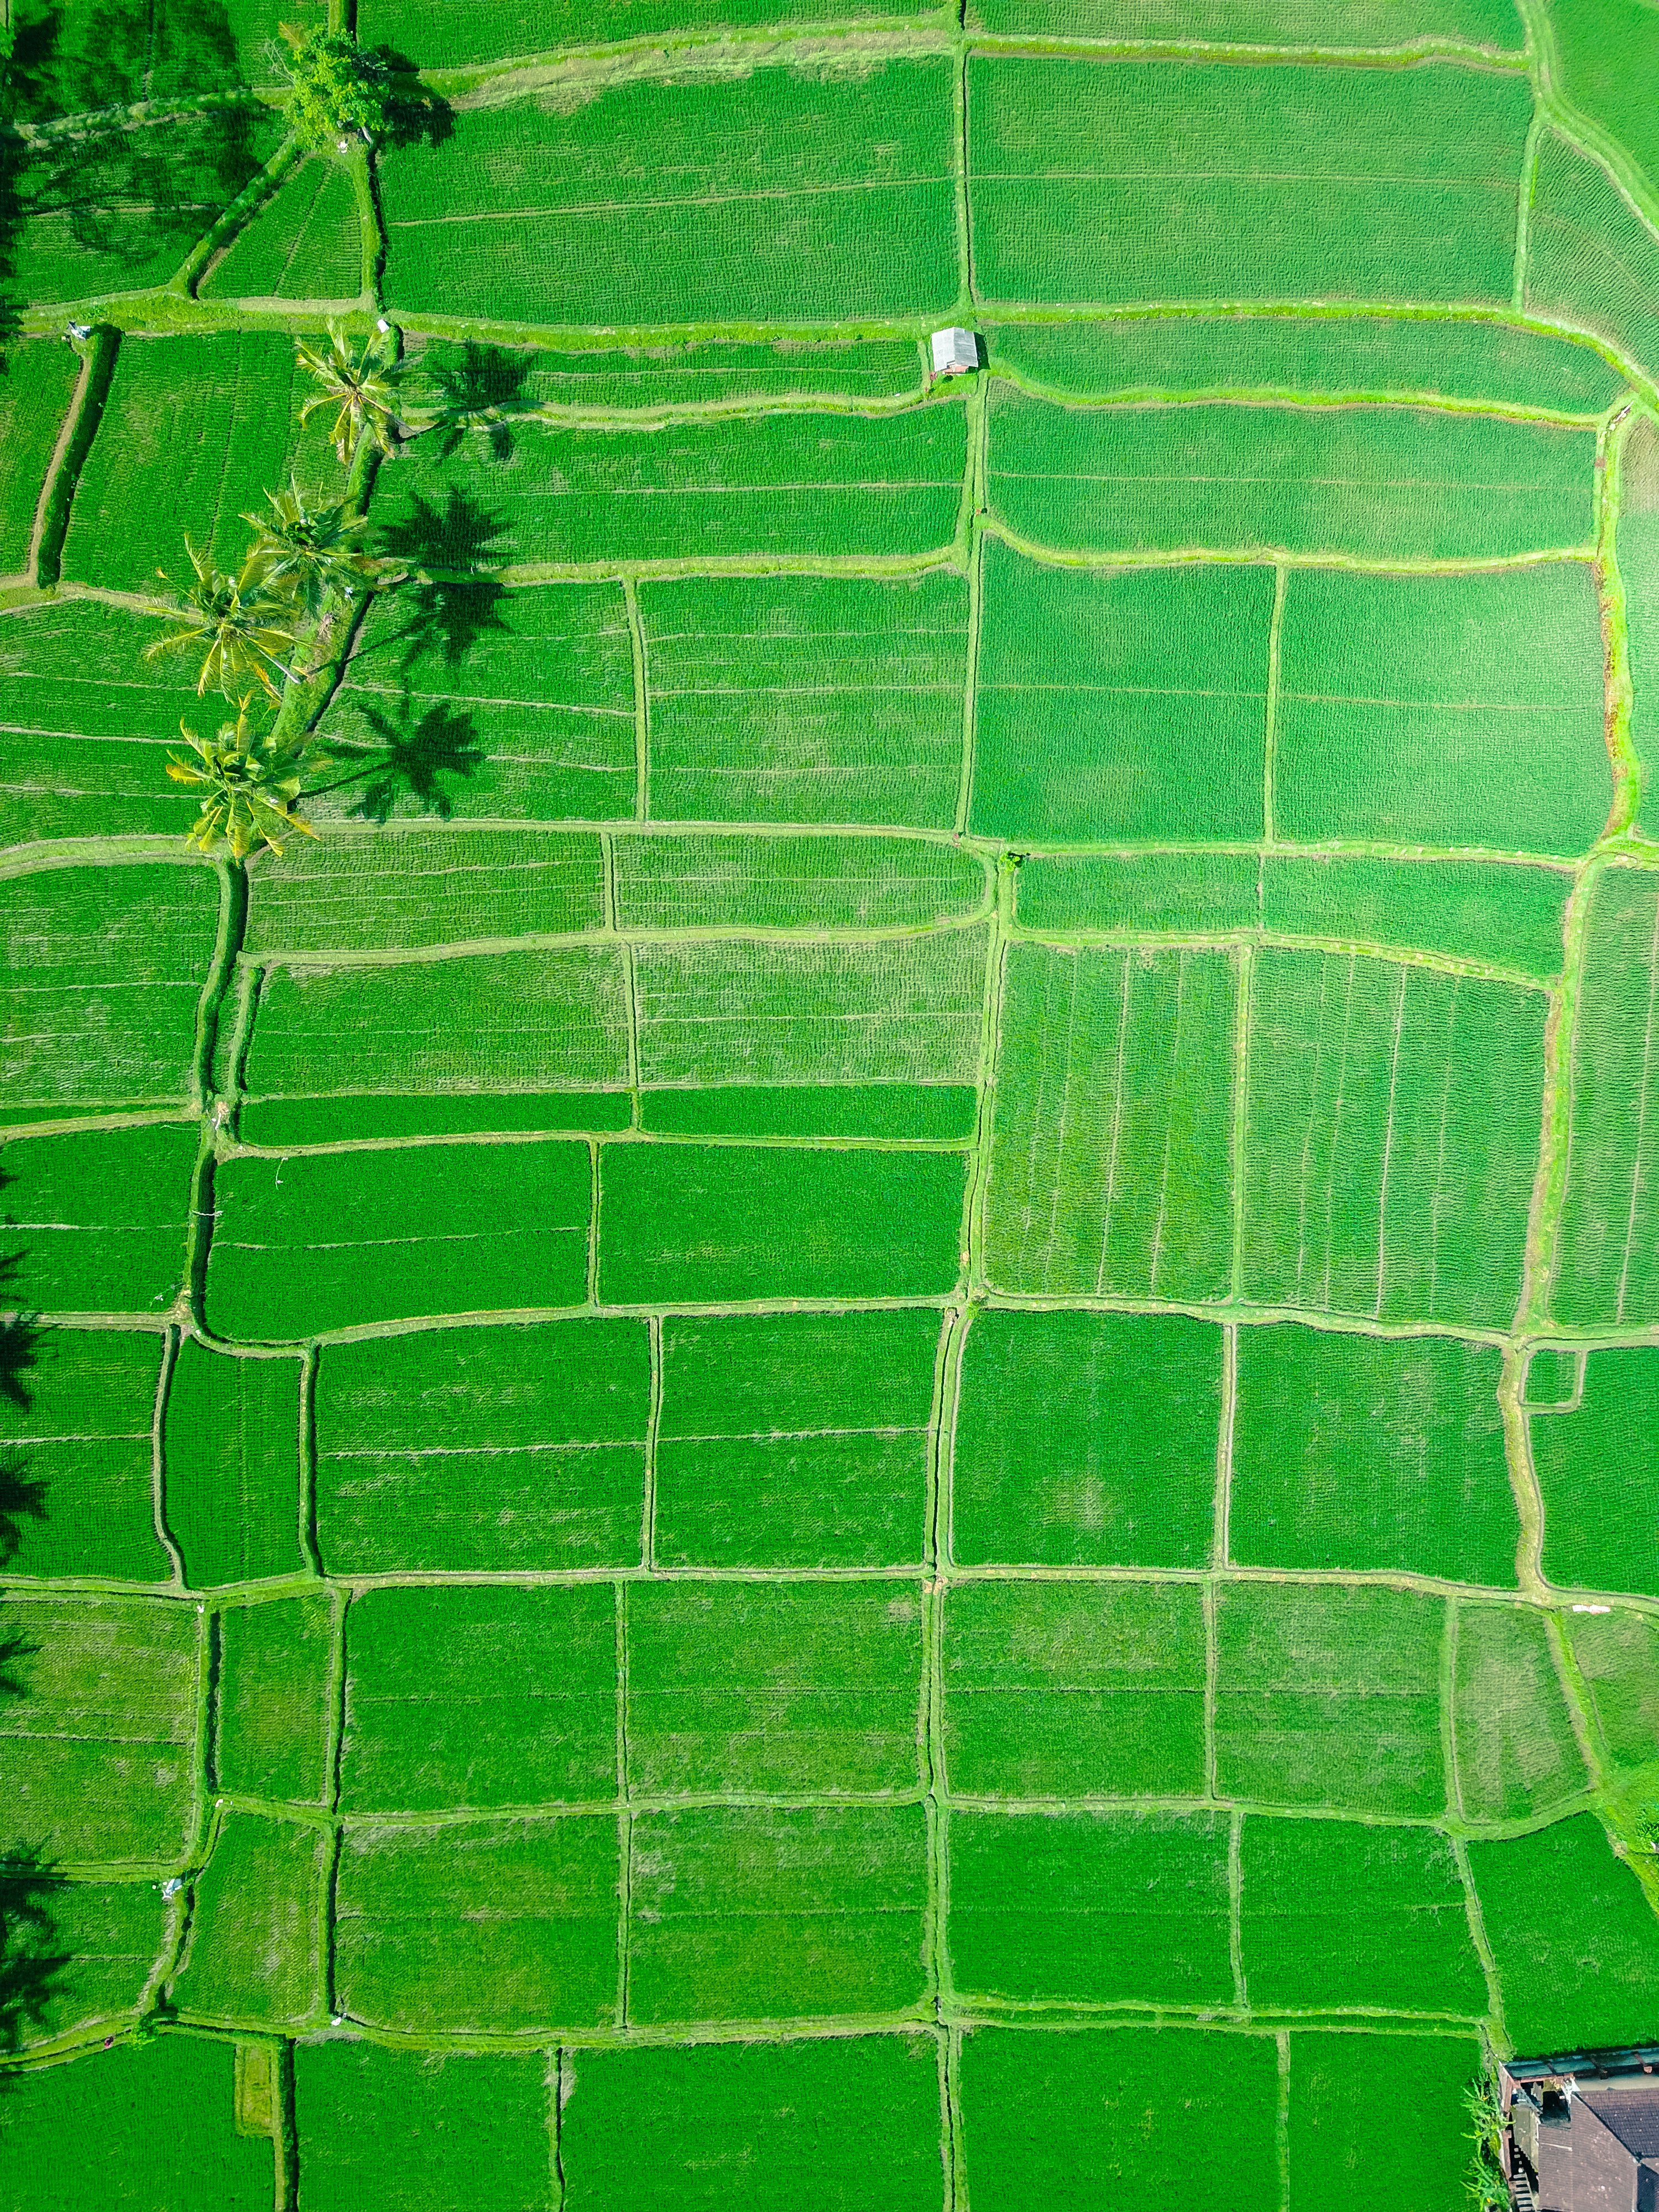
614, 831, 986, 931
1567, 1605, 1659, 1769
7, 1877, 169, 2051
216, 1593, 335, 1803
237, 1091, 633, 1145
402, 334, 926, 416
1015, 851, 1260, 936
1, 1123, 199, 1316
1532, 1345, 1659, 1592
359, 0, 928, 67
1527, 131, 1659, 378
163, 1340, 304, 1587
201, 158, 363, 302
640, 1081, 977, 1140
8, 0, 305, 111
1260, 856, 1573, 978
1286, 2032, 1483, 2212
1624, 422, 1659, 842
170, 1808, 325, 2028
0, 1326, 169, 1581
969, 0, 1520, 41
0, 341, 82, 577
1452, 1602, 1589, 1820
293, 2039, 555, 2211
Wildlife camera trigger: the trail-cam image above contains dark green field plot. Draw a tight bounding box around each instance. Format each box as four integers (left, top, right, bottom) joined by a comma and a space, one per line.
952, 1307, 1222, 1567
216, 1591, 336, 1805
941, 1579, 1207, 1799
205, 1137, 592, 1337
0, 1593, 200, 1864
171, 1808, 327, 2030
61, 331, 335, 594
163, 1339, 304, 1587
1238, 1817, 1485, 2015
0, 1325, 169, 1581
1275, 564, 1611, 854
1261, 855, 1573, 977
968, 56, 1530, 307
0, 341, 81, 577
401, 333, 926, 419
0, 599, 204, 849
655, 1307, 940, 1567
201, 156, 363, 302
970, 545, 1272, 843
1213, 1582, 1446, 1816
613, 831, 987, 932
9, 0, 298, 111
1532, 1344, 1659, 1593
638, 1079, 976, 1141
1568, 1605, 1659, 1775
373, 401, 968, 568
1228, 1326, 1516, 1584
335, 1814, 619, 2034
293, 2039, 554, 2212
1551, 868, 1659, 1327
315, 1318, 650, 1573
597, 1141, 964, 1303
317, 580, 636, 827
4, 1875, 170, 2052
1, 1121, 198, 1315
3, 861, 217, 1114
340, 1582, 617, 1812
969, 0, 1520, 34
1240, 949, 1546, 1329
627, 1580, 924, 1796
558, 2033, 945, 2212
640, 571, 967, 830
983, 942, 1237, 1301
1452, 1603, 1588, 1820
626, 1801, 928, 2023
1526, 132, 1659, 384
379, 62, 957, 327
1286, 2032, 1481, 2212
1014, 851, 1260, 937
987, 388, 1597, 560
949, 1807, 1232, 2007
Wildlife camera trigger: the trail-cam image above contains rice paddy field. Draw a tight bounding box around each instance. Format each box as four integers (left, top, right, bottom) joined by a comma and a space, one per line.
4, 0, 1659, 2203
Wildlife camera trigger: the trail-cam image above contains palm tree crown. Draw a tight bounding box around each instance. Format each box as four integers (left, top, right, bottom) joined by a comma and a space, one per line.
144, 539, 299, 700
296, 325, 405, 468
166, 701, 325, 860
243, 481, 382, 617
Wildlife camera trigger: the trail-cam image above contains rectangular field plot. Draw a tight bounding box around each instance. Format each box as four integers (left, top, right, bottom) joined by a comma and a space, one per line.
655, 1307, 939, 1567
316, 1318, 650, 1573
205, 1137, 592, 1339
169, 1808, 325, 2030
402, 333, 925, 419
164, 1341, 302, 1588
237, 1091, 633, 1147
958, 2026, 1279, 2206
200, 155, 362, 301
557, 2034, 944, 2212
1453, 1603, 1588, 1821
1228, 1326, 1516, 1585
639, 1080, 976, 1141
15, 0, 293, 112
335, 1814, 619, 2034
61, 330, 334, 594
0, 1594, 201, 1865
942, 1579, 1207, 1799
3, 861, 217, 1110
1552, 869, 1659, 1327
0, 340, 81, 577
627, 1580, 924, 1797
989, 312, 1623, 415
1241, 950, 1546, 1330
340, 1583, 616, 1813
1467, 1813, 1659, 2053
968, 0, 1523, 50
640, 571, 967, 829
361, 0, 931, 67
968, 56, 1530, 307
293, 2041, 554, 2212
1286, 2032, 1481, 2212
373, 401, 968, 568
627, 1801, 928, 2024
970, 545, 1272, 843
614, 831, 987, 933
1568, 1606, 1659, 1772
0, 599, 205, 848
1014, 851, 1259, 937
1527, 134, 1659, 383
1275, 564, 1611, 854
216, 1592, 335, 1805
1628, 435, 1659, 847
1532, 1345, 1659, 1594
1213, 1583, 1447, 1817
949, 1807, 1232, 2007
379, 63, 957, 328
9, 1876, 170, 2052
242, 828, 606, 956
987, 388, 1597, 560
983, 942, 1237, 1300
1, 1123, 197, 1316
597, 1142, 964, 1304
952, 1308, 1222, 1568
0, 1326, 169, 1582
1261, 856, 1573, 978
317, 580, 635, 826
1238, 1817, 1485, 2016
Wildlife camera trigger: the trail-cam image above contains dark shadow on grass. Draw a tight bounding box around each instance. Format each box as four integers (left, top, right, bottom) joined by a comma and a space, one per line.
372, 50, 455, 152
310, 697, 486, 823
374, 488, 512, 667
0, 1850, 67, 2068
0, 1455, 47, 1571
424, 342, 539, 461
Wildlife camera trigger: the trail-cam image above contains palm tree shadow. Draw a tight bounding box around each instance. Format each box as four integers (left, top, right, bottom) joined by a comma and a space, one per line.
0, 1848, 68, 2067
424, 342, 540, 462
316, 696, 487, 824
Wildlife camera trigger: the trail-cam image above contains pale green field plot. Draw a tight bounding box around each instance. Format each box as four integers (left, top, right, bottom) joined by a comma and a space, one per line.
317, 582, 636, 827
987, 387, 1597, 559
0, 1594, 201, 1865
1228, 1326, 1517, 1584
0, 341, 82, 577
292, 2041, 553, 2212
0, 1123, 198, 1315
316, 1318, 650, 1573
613, 831, 987, 932
1532, 1345, 1659, 1593
655, 1307, 940, 1568
1625, 440, 1659, 843
0, 1326, 168, 1582
170, 1808, 325, 2030
625, 1801, 928, 2023
1260, 856, 1573, 977
1287, 2033, 1481, 2212
640, 571, 967, 829
1213, 1582, 1446, 1816
952, 1307, 1223, 1567
201, 158, 363, 302
361, 0, 929, 66
1568, 1606, 1659, 1772
971, 544, 1273, 842
983, 942, 1237, 1300
1240, 949, 1546, 1329
401, 334, 926, 419
1014, 851, 1260, 937
379, 64, 957, 328
968, 0, 1520, 40
941, 1579, 1208, 1798
1452, 1603, 1589, 1820
1552, 868, 1659, 1327
969, 57, 1531, 307
11, 1876, 170, 2051
1526, 133, 1659, 379
949, 1808, 1233, 2007
163, 1342, 303, 1588
216, 1592, 335, 1804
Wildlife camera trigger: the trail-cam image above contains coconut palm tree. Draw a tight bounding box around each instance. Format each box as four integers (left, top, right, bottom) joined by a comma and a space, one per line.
166, 699, 324, 860
243, 481, 382, 618
144, 540, 299, 701
296, 325, 405, 468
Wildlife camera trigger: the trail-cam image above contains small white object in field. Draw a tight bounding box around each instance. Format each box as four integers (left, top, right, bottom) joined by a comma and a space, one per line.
161, 1878, 181, 1898
930, 327, 980, 376
1571, 1603, 1612, 1613
377, 317, 390, 332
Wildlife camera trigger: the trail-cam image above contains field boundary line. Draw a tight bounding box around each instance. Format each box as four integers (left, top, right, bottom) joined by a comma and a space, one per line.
1542, 1605, 1608, 1802
1498, 1345, 1547, 1596
1261, 565, 1287, 849
585, 1141, 602, 1307
297, 1347, 323, 1578
641, 1316, 662, 1571
149, 1324, 189, 1587
1213, 1325, 1238, 1573
621, 577, 650, 821
27, 326, 108, 591
1228, 950, 1253, 1304
1275, 2028, 1292, 2211
962, 859, 1014, 1295
953, 387, 989, 835
1441, 1598, 1464, 1822
1449, 1833, 1507, 2051
983, 517, 1598, 580
1594, 408, 1645, 838
1515, 0, 1659, 251
1517, 853, 1603, 1333
614, 1583, 633, 2030
1513, 101, 1545, 311
1228, 1807, 1246, 2009
953, 38, 974, 315
1203, 1577, 1220, 1802
942, 2025, 964, 2212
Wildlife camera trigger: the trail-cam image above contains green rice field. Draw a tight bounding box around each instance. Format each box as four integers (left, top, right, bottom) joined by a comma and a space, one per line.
3, 0, 1659, 2203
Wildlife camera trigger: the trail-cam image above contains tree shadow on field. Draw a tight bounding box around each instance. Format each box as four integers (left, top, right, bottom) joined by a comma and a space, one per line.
375, 488, 512, 667
422, 343, 540, 462
371, 48, 455, 152
311, 696, 487, 823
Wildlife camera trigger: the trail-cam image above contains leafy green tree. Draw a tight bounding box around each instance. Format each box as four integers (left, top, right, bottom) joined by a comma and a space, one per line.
167, 700, 325, 860
278, 26, 394, 155
1463, 2072, 1507, 2211
145, 540, 299, 701
243, 481, 382, 617
296, 324, 405, 468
